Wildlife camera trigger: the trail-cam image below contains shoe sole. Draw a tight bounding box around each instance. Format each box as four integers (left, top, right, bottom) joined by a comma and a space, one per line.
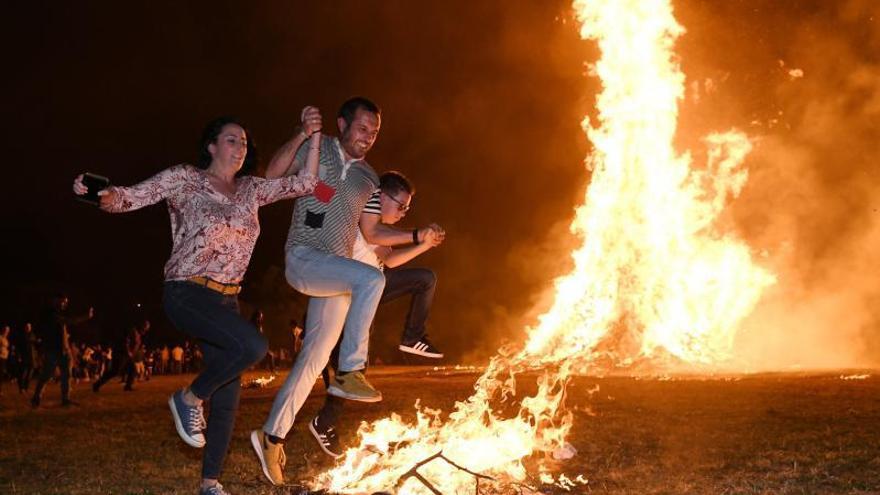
308, 421, 343, 459
327, 385, 383, 403
168, 395, 205, 448
398, 345, 444, 359
250, 430, 283, 486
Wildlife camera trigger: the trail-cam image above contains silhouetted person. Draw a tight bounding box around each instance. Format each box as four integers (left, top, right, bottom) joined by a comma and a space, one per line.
251, 310, 276, 373
93, 319, 149, 392
15, 323, 37, 393
31, 294, 93, 407
289, 319, 303, 359
0, 325, 9, 397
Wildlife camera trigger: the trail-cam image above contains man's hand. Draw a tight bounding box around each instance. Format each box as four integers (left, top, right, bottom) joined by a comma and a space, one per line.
88, 307, 95, 319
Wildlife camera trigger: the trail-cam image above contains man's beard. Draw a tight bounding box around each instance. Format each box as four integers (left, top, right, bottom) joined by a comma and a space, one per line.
341, 130, 366, 159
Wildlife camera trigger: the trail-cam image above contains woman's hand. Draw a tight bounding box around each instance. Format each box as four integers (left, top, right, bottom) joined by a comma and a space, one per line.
72, 174, 88, 195
300, 106, 323, 137
98, 189, 117, 210
73, 174, 119, 210
74, 174, 116, 209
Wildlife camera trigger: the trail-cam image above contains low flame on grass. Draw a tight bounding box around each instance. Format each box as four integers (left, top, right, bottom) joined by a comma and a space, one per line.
839, 374, 870, 381
243, 375, 276, 389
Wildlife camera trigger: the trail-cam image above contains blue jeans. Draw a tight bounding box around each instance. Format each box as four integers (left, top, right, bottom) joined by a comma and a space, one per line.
163, 281, 268, 480
262, 245, 384, 438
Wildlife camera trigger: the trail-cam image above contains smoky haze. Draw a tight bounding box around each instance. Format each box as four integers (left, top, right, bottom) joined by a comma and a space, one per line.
727, 1, 880, 369
4, 1, 877, 368
670, 0, 880, 370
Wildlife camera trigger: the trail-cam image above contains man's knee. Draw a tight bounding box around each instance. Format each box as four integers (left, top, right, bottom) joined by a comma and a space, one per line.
358, 266, 386, 293
284, 262, 299, 290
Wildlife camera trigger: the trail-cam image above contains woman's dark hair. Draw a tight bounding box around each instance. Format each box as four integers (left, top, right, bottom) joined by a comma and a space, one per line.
197, 116, 258, 175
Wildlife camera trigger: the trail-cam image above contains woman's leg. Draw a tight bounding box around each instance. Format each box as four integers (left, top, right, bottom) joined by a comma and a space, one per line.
163, 282, 267, 400
200, 374, 241, 482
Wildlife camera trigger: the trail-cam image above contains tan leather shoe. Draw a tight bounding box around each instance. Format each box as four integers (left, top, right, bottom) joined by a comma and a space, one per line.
327, 370, 382, 403
250, 430, 286, 485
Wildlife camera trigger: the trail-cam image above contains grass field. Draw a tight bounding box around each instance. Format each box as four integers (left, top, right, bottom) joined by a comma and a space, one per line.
1, 367, 879, 494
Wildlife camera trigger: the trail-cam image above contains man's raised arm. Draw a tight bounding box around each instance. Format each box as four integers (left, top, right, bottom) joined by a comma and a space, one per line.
266, 106, 323, 179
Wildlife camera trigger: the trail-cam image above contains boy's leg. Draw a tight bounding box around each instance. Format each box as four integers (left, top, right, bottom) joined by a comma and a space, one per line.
382, 268, 438, 345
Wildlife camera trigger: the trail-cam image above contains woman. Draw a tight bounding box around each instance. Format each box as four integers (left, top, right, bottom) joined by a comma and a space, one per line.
73, 109, 323, 495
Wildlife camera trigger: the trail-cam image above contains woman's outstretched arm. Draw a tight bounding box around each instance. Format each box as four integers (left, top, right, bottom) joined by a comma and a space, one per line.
73, 165, 189, 213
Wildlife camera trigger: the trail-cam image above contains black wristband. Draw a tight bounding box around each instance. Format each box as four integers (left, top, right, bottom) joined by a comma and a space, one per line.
412, 229, 420, 245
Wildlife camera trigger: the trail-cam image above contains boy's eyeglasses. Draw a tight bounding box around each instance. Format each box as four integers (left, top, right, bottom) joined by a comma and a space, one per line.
383, 192, 411, 212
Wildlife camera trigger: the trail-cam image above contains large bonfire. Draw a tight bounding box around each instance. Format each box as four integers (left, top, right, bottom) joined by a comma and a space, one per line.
317, 0, 775, 492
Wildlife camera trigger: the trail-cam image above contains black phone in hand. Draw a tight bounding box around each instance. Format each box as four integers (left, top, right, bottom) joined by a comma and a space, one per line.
76, 173, 110, 205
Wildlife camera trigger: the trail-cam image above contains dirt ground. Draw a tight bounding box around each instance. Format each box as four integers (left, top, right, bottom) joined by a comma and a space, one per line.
1, 367, 878, 494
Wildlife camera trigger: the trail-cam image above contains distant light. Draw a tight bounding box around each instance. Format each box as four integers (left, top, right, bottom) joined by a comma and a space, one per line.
136, 303, 142, 308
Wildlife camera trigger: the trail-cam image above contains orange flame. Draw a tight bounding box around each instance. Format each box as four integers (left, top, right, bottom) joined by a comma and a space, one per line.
316, 0, 774, 492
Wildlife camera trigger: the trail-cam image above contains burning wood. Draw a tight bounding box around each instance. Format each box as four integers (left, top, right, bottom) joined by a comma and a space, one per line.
394, 451, 494, 495
242, 374, 276, 389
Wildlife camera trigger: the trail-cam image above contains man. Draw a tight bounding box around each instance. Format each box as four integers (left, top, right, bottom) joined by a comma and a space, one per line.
81, 344, 95, 381
251, 97, 437, 486
31, 294, 93, 408
159, 345, 170, 375
92, 319, 149, 393
310, 170, 445, 458
289, 319, 303, 358
171, 344, 183, 374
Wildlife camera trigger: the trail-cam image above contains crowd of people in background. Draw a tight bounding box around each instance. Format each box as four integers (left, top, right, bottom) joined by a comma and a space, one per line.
0, 311, 303, 400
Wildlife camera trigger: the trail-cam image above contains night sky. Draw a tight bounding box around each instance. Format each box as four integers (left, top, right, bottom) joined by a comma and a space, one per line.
6, 1, 879, 365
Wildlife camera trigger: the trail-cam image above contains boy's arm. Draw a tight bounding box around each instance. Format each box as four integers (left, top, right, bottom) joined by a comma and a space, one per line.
380, 229, 444, 268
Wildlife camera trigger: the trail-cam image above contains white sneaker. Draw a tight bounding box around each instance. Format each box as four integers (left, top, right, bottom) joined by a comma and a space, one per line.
399, 338, 444, 358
